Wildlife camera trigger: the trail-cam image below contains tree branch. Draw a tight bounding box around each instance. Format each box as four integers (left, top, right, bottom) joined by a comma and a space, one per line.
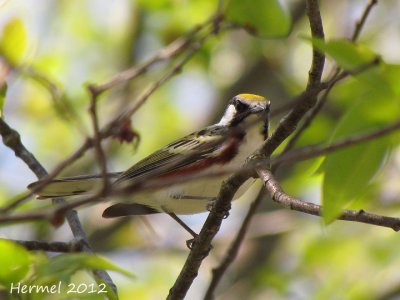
306, 0, 325, 88
87, 88, 109, 193
351, 0, 378, 42
259, 0, 325, 156
169, 2, 326, 298
272, 120, 400, 165
258, 168, 400, 231
1, 238, 83, 252
203, 189, 266, 300
87, 17, 215, 95
167, 172, 250, 300
0, 117, 117, 293
279, 0, 379, 154
3, 18, 217, 214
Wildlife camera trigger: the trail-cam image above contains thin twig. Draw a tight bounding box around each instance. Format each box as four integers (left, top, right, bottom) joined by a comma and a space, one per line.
281, 0, 379, 153
3, 118, 398, 225
278, 83, 334, 157
167, 172, 250, 300
203, 189, 266, 300
200, 1, 326, 297
88, 17, 215, 95
258, 169, 400, 231
2, 21, 217, 214
20, 67, 84, 129
87, 89, 109, 192
272, 120, 400, 165
0, 139, 93, 213
306, 0, 325, 88
1, 238, 83, 252
102, 35, 210, 137
168, 2, 326, 298
351, 0, 378, 42
0, 117, 117, 293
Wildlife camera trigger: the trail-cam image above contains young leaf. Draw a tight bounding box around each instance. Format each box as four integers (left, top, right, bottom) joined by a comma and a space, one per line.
0, 240, 31, 287
0, 18, 27, 65
309, 38, 376, 69
308, 38, 394, 98
322, 141, 388, 222
321, 92, 398, 222
0, 82, 7, 116
35, 253, 134, 281
225, 0, 291, 37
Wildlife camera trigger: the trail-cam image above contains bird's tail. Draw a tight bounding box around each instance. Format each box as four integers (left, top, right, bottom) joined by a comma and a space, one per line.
27, 173, 122, 199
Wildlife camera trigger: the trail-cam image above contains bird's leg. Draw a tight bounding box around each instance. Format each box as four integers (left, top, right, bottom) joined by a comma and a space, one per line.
166, 212, 198, 249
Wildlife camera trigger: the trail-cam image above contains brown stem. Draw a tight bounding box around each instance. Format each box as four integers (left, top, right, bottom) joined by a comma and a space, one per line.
258, 168, 400, 231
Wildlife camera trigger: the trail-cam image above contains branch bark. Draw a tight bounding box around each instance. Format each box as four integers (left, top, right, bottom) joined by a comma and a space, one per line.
169, 1, 326, 298
1, 238, 83, 252
0, 117, 117, 293
280, 0, 379, 154
167, 172, 250, 300
258, 168, 400, 231
273, 120, 400, 165
203, 189, 266, 300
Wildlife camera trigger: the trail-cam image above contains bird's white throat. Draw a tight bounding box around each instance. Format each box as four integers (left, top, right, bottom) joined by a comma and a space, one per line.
218, 104, 237, 126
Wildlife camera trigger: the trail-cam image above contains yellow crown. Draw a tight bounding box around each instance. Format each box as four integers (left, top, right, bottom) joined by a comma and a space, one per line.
238, 93, 266, 102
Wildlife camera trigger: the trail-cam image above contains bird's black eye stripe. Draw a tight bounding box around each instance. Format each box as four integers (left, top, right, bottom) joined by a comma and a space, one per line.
235, 100, 248, 112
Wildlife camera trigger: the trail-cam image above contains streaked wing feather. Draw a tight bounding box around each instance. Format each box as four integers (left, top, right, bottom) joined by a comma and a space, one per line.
115, 126, 227, 184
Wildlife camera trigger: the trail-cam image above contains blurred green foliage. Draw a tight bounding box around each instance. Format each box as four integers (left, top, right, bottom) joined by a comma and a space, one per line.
0, 18, 27, 65
226, 0, 291, 37
0, 240, 132, 300
1, 0, 400, 299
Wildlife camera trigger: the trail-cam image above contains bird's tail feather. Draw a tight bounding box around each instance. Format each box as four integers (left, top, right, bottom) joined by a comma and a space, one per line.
27, 173, 121, 199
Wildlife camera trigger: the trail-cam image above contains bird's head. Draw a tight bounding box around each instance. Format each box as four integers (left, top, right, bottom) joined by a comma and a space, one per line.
218, 94, 270, 128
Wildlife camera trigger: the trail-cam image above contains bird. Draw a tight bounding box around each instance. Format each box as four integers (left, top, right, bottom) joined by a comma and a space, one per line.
28, 94, 270, 236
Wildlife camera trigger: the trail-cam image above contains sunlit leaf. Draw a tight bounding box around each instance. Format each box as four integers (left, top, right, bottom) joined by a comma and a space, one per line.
322, 141, 388, 222
226, 0, 291, 37
308, 38, 395, 97
137, 0, 171, 10
0, 18, 27, 65
36, 253, 134, 281
310, 38, 376, 69
0, 82, 7, 116
0, 240, 31, 287
321, 92, 398, 222
381, 64, 400, 96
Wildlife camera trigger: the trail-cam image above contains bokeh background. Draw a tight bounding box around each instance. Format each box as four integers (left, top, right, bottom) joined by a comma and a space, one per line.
1, 0, 400, 299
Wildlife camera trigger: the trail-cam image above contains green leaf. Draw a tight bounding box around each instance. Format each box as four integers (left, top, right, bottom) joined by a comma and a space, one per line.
0, 18, 27, 65
308, 38, 396, 98
0, 240, 31, 287
322, 142, 387, 222
225, 0, 291, 37
310, 38, 376, 69
321, 93, 398, 222
137, 0, 171, 10
0, 82, 7, 116
381, 64, 400, 96
36, 253, 134, 282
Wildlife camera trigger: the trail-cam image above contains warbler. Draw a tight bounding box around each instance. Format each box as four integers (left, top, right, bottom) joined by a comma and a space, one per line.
28, 94, 270, 221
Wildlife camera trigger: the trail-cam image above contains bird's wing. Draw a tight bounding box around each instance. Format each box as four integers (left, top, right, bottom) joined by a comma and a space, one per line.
114, 125, 237, 185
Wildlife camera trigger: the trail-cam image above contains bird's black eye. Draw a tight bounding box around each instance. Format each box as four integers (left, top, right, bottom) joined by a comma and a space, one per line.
235, 100, 248, 112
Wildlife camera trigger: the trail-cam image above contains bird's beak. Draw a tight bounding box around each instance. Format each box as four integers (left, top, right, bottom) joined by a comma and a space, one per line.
254, 102, 269, 114
259, 102, 270, 140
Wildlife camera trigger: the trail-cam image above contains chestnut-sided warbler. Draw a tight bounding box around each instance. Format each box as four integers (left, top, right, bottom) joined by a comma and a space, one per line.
28, 94, 270, 220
